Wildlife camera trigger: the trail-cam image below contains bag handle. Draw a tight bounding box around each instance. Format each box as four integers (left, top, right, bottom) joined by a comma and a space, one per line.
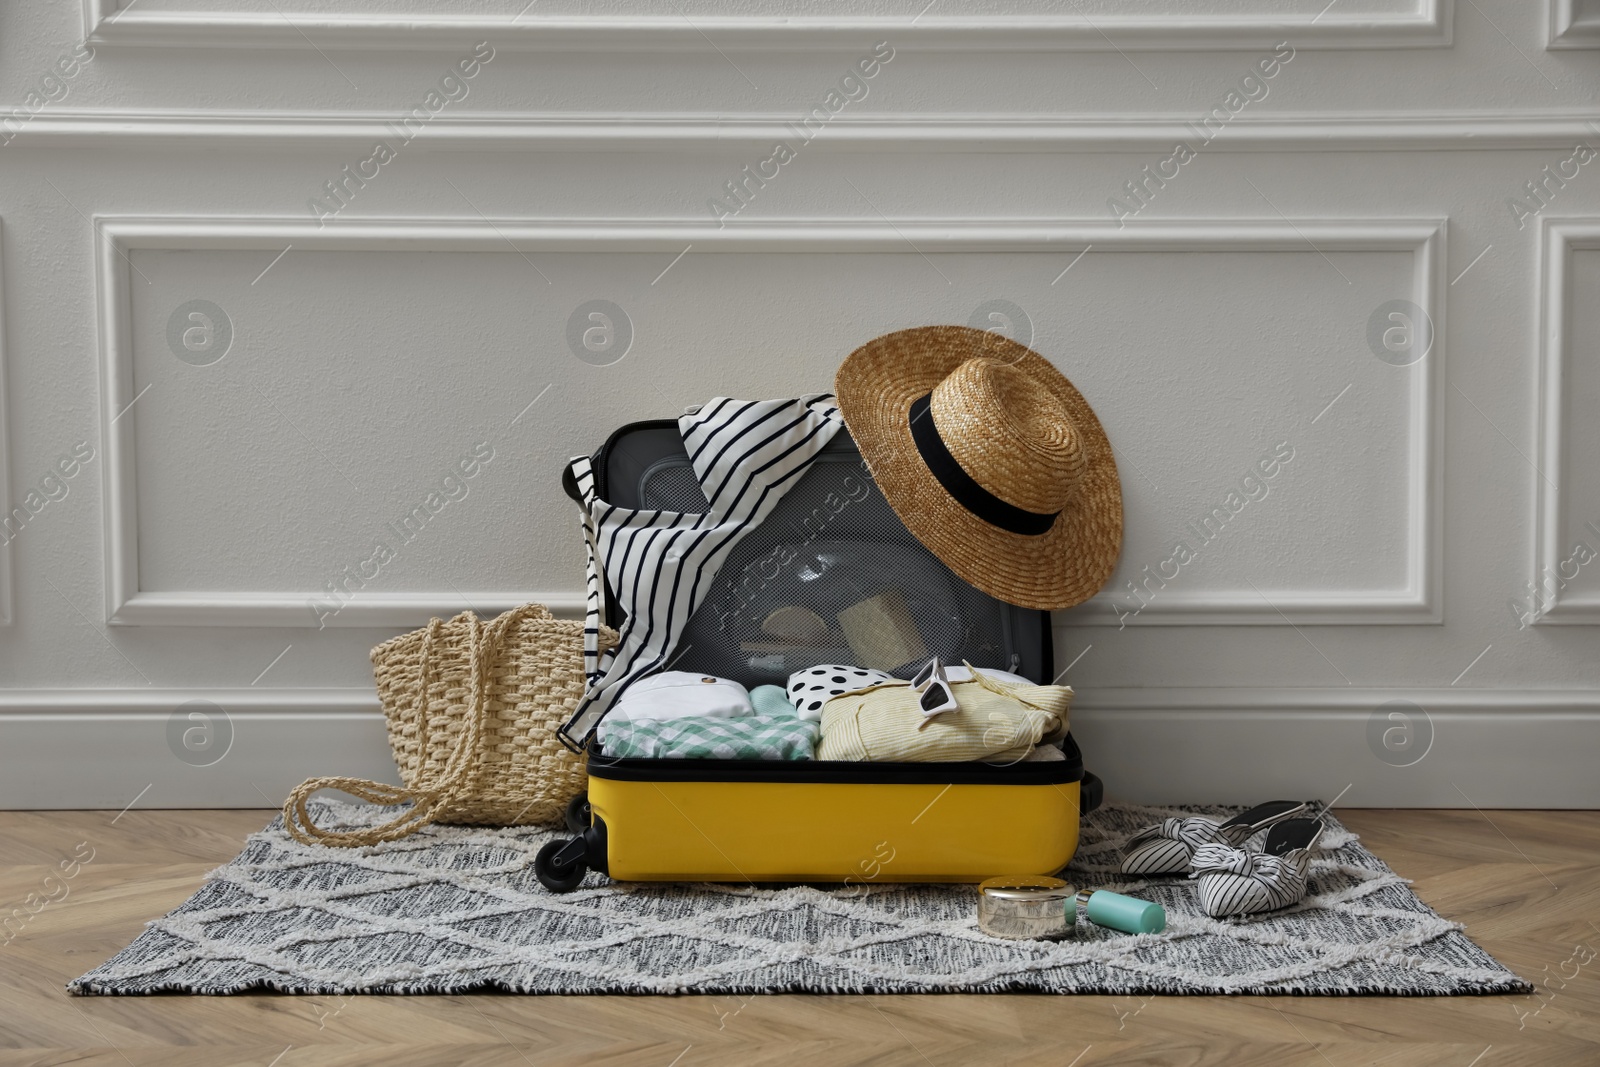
282, 603, 551, 847
567, 455, 611, 687
557, 455, 614, 752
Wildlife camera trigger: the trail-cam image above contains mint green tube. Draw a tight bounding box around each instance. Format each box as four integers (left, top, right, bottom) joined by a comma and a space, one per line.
1076, 890, 1165, 934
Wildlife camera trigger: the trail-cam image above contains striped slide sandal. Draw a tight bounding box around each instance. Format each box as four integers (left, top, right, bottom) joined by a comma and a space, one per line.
1119, 800, 1311, 876
1193, 817, 1327, 919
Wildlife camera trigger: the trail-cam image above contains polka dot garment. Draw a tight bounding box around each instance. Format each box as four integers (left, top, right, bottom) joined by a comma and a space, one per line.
785, 665, 895, 722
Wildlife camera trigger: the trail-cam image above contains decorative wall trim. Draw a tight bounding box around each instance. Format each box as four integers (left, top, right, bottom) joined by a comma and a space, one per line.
93, 213, 583, 628
1064, 220, 1444, 626
82, 0, 1451, 52
11, 111, 1600, 153
0, 225, 13, 627
96, 215, 1442, 628
1534, 219, 1600, 624
1548, 0, 1600, 47
4, 685, 1594, 808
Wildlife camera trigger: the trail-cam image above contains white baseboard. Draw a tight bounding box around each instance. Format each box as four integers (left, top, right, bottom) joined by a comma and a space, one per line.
0, 690, 398, 812
1071, 688, 1599, 809
1, 688, 1594, 810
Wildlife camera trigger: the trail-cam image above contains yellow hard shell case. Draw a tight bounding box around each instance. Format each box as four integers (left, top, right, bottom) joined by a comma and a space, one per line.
537, 740, 1099, 889
592, 772, 1083, 884
538, 418, 1101, 891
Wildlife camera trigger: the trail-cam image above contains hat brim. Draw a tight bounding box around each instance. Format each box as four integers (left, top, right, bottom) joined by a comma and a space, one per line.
834, 325, 1123, 611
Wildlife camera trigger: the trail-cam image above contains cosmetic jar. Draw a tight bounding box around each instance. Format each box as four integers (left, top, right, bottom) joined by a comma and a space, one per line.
977, 875, 1077, 939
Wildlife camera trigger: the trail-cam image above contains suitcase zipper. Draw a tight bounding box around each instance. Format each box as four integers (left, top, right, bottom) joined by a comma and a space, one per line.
587, 732, 1087, 784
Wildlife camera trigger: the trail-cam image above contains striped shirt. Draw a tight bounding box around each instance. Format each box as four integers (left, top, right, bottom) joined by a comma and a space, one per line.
559, 395, 845, 748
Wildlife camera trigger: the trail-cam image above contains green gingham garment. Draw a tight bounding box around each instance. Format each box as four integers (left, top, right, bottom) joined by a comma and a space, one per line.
599, 714, 818, 760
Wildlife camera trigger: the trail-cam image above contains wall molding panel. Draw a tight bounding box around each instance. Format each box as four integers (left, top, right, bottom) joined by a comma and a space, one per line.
1549, 0, 1600, 47
3, 684, 1594, 809
1061, 220, 1444, 627
94, 210, 583, 627
1534, 218, 1600, 624
96, 215, 1442, 628
11, 111, 1599, 153
82, 0, 1451, 52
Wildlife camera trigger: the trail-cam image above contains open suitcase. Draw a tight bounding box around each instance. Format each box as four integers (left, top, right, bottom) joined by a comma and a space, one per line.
535, 415, 1102, 892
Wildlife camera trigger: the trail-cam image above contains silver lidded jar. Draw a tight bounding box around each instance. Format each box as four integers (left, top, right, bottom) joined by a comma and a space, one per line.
976, 875, 1077, 939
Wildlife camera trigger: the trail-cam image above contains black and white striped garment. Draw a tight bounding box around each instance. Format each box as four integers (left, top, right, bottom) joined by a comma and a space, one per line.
559, 395, 845, 748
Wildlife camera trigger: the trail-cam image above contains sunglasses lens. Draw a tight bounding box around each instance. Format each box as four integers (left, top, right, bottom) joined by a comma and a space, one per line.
911, 660, 934, 689
920, 684, 949, 713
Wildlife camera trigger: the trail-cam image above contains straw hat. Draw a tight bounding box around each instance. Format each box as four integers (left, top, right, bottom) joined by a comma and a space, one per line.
834, 325, 1122, 611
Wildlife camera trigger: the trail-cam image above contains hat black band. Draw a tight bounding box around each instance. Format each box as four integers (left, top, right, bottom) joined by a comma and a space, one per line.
908, 393, 1058, 537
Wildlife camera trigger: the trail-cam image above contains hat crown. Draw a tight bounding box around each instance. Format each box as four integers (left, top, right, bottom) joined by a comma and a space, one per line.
928, 357, 1087, 515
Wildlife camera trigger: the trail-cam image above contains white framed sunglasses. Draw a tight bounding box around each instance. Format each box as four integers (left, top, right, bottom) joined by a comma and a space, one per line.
909, 656, 959, 726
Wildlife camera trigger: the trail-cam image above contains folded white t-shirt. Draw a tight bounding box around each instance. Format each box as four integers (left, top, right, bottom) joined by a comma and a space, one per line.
598, 671, 753, 739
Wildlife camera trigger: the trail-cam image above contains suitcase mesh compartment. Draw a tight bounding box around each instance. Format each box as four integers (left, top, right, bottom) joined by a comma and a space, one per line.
634, 446, 1043, 689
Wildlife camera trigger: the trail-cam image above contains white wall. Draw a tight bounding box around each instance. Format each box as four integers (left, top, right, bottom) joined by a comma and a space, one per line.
0, 0, 1596, 809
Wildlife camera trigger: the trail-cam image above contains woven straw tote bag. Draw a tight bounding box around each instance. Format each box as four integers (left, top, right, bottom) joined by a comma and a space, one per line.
283, 603, 617, 847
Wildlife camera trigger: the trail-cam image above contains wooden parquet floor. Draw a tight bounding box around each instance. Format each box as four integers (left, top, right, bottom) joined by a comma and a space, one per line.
1, 808, 1595, 1066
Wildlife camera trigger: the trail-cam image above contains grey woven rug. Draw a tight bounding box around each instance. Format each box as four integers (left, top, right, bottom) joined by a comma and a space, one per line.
71, 800, 1528, 996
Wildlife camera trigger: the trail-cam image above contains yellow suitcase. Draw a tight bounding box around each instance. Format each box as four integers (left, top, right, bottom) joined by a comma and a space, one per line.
536, 740, 1100, 890
537, 418, 1102, 892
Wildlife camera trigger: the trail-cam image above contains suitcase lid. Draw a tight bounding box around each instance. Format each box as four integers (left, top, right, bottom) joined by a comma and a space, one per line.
581, 418, 1054, 690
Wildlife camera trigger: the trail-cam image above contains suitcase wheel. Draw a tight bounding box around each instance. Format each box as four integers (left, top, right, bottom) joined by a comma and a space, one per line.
535, 838, 588, 893
1080, 771, 1104, 814
563, 793, 591, 834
